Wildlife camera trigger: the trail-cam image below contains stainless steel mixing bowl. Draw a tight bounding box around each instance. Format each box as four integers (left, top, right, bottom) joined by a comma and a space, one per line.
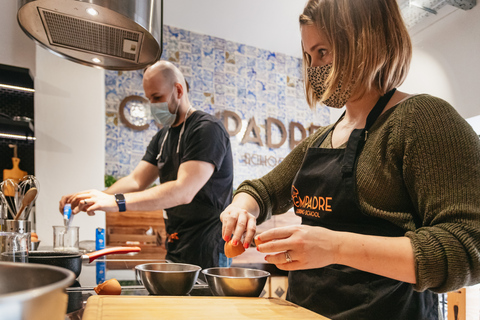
30, 240, 40, 251
202, 267, 270, 297
135, 263, 201, 295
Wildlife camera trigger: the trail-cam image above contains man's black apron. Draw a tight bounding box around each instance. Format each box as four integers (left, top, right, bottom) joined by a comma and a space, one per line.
289, 89, 438, 319
156, 121, 223, 270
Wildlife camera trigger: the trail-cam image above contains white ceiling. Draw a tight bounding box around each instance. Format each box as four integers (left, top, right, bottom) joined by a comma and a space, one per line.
163, 0, 468, 58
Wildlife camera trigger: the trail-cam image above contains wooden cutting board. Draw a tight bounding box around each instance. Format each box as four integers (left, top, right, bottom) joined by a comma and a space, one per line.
3, 157, 27, 197
82, 296, 330, 320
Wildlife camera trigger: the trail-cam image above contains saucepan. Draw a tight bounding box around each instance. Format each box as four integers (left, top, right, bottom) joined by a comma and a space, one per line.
29, 246, 141, 278
0, 261, 75, 320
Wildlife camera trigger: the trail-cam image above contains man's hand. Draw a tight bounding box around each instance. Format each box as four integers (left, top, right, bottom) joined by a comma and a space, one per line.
60, 189, 117, 216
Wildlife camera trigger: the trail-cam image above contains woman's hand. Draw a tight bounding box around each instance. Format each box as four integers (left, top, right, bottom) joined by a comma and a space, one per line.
62, 189, 117, 216
220, 203, 257, 249
257, 225, 339, 271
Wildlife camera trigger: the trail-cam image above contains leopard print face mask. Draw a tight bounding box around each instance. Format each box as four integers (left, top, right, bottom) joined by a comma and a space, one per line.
307, 63, 352, 109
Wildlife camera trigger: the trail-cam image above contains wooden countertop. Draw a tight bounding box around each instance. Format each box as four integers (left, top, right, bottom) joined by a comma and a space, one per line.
82, 296, 330, 320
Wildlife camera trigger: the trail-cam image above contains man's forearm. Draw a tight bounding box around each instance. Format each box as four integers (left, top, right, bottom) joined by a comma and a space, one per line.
104, 175, 144, 194
122, 180, 187, 211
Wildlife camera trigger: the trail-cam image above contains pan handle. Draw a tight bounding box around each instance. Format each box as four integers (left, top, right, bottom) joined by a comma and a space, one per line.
84, 246, 141, 263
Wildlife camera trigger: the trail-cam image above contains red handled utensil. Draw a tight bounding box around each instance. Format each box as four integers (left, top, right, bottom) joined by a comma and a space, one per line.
28, 246, 141, 278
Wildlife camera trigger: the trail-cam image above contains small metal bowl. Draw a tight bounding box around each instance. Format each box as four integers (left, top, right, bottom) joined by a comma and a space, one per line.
135, 263, 201, 295
202, 267, 270, 297
30, 241, 40, 251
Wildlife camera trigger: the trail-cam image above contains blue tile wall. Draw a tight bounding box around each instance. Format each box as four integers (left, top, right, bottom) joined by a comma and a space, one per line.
105, 25, 331, 188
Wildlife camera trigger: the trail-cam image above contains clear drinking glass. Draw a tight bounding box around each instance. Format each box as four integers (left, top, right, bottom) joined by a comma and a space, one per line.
53, 226, 79, 252
0, 231, 29, 262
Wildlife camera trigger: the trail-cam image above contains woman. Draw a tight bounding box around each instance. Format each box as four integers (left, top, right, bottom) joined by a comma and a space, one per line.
220, 0, 480, 319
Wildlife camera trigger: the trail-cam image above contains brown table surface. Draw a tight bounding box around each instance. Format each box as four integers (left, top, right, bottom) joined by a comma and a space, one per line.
82, 295, 331, 320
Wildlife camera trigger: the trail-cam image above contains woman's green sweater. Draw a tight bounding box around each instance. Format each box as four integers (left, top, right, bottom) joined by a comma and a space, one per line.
236, 94, 480, 293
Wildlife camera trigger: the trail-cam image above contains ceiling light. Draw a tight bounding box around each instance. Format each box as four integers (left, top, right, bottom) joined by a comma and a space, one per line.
0, 133, 36, 141
0, 84, 35, 93
86, 8, 98, 16
92, 58, 101, 63
0, 117, 35, 141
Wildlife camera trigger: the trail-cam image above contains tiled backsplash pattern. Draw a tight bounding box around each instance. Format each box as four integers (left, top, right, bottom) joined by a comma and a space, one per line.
105, 25, 331, 188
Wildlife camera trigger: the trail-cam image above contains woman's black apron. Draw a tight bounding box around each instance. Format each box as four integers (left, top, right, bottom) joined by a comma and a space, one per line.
289, 89, 438, 319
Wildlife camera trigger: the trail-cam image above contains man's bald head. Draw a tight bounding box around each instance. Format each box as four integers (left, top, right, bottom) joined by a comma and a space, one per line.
142, 60, 191, 125
143, 60, 187, 92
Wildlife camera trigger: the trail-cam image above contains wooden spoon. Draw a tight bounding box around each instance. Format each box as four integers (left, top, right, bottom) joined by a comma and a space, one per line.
14, 187, 37, 220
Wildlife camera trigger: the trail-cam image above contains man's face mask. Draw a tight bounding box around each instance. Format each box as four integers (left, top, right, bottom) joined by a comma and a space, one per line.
150, 89, 180, 127
307, 63, 352, 109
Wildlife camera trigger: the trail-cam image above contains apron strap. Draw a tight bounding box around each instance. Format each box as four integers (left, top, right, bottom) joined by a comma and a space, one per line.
341, 128, 365, 176
341, 89, 396, 177
365, 89, 396, 131
312, 111, 346, 148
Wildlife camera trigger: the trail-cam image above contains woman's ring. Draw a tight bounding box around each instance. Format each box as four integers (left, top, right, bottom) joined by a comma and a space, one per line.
285, 251, 292, 263
84, 199, 88, 205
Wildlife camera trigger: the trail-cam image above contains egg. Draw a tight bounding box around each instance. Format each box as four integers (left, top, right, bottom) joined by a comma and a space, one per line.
224, 239, 245, 258
31, 232, 39, 242
94, 278, 122, 295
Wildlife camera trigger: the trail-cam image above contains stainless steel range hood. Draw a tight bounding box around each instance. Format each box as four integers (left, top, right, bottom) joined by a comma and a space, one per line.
17, 0, 163, 70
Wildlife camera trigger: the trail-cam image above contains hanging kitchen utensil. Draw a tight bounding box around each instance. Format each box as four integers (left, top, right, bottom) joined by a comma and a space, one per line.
0, 183, 16, 219
14, 187, 37, 220
15, 175, 39, 219
3, 145, 27, 197
0, 192, 8, 221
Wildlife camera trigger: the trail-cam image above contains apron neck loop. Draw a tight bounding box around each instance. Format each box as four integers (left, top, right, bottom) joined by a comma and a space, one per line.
365, 88, 396, 131
156, 130, 169, 160
176, 106, 193, 153
340, 88, 396, 177
156, 106, 194, 160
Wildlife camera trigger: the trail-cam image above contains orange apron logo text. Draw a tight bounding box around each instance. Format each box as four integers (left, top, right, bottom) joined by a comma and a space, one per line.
292, 186, 332, 217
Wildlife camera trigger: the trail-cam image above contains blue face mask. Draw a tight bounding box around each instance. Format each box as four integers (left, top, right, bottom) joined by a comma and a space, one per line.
150, 90, 180, 127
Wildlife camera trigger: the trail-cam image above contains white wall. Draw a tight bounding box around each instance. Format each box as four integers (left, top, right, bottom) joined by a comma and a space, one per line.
466, 115, 480, 134
400, 4, 480, 119
0, 1, 35, 74
163, 0, 305, 58
0, 0, 105, 247
34, 47, 105, 246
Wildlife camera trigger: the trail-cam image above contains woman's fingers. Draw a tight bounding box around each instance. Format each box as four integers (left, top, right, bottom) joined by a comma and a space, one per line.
220, 208, 238, 241
243, 218, 257, 249
264, 252, 301, 271
256, 226, 294, 247
232, 210, 248, 243
264, 251, 295, 264
220, 205, 257, 250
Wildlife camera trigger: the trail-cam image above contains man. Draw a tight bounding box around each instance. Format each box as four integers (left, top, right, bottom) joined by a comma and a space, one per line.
59, 60, 234, 268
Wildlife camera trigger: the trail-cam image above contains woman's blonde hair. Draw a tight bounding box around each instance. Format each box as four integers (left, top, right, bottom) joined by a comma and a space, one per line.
300, 0, 412, 108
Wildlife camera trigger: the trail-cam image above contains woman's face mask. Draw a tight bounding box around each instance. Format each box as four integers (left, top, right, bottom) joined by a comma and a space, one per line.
150, 89, 180, 127
307, 63, 352, 109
